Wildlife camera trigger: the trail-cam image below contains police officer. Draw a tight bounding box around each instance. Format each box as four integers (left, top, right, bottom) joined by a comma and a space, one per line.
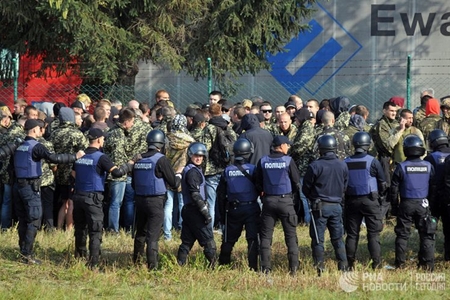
424, 129, 450, 218
217, 138, 260, 271
389, 135, 436, 270
132, 130, 180, 270
426, 130, 450, 261
255, 135, 300, 275
344, 132, 387, 270
303, 135, 348, 275
177, 142, 216, 267
13, 119, 84, 264
72, 128, 136, 269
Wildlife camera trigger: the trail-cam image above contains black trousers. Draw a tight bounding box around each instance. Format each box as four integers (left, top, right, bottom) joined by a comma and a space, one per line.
177, 204, 216, 266
260, 195, 298, 272
345, 196, 383, 269
442, 202, 450, 261
15, 182, 42, 256
219, 202, 261, 270
395, 199, 435, 270
133, 195, 165, 270
72, 192, 104, 267
40, 186, 55, 229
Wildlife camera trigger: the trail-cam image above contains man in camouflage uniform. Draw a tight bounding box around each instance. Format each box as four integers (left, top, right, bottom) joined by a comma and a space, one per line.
391, 109, 425, 164
413, 88, 434, 127
418, 98, 442, 151
38, 123, 57, 230
103, 108, 135, 233
313, 111, 351, 160
329, 96, 351, 131
50, 107, 88, 230
438, 96, 450, 136
0, 111, 25, 229
199, 103, 237, 230
270, 112, 297, 143
154, 106, 176, 135
124, 103, 153, 231
190, 113, 207, 142
290, 108, 317, 225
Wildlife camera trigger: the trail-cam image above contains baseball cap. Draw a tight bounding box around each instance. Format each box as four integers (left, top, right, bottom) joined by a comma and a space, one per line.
294, 107, 314, 123
184, 107, 197, 118
284, 100, 296, 109
272, 135, 292, 147
193, 113, 206, 123
24, 119, 45, 131
87, 128, 106, 140
71, 100, 86, 112
242, 99, 253, 109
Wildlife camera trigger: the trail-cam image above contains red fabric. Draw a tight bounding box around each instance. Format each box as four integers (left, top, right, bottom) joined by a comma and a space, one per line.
425, 98, 440, 116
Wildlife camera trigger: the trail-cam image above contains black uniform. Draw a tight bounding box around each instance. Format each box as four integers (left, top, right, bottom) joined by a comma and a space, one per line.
443, 154, 450, 260
344, 153, 387, 269
13, 136, 77, 263
302, 152, 348, 272
255, 151, 300, 274
72, 147, 128, 268
177, 162, 216, 267
217, 160, 260, 270
389, 158, 436, 270
131, 149, 180, 270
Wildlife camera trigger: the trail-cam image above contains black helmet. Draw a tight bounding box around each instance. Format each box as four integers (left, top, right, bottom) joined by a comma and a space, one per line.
352, 131, 371, 153
233, 138, 253, 160
318, 135, 337, 154
428, 129, 448, 150
187, 142, 208, 158
146, 129, 165, 149
403, 135, 425, 157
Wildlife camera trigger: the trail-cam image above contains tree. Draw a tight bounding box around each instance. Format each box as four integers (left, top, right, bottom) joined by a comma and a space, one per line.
0, 0, 317, 90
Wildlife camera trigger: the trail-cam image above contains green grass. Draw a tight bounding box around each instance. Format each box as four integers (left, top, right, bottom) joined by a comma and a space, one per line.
0, 222, 448, 299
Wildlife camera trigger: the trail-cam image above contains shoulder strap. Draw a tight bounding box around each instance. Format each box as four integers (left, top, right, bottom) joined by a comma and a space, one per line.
235, 163, 253, 182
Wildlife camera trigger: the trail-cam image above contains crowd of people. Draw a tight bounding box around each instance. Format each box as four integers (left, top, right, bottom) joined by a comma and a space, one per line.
0, 87, 449, 275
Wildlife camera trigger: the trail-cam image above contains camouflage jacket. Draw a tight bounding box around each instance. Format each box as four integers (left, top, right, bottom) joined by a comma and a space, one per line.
413, 107, 426, 127
418, 114, 442, 150
334, 111, 351, 131
200, 122, 237, 176
391, 126, 424, 163
313, 125, 351, 160
103, 123, 133, 181
291, 120, 316, 176
39, 138, 55, 187
270, 124, 298, 142
50, 122, 88, 185
0, 122, 25, 184
165, 131, 195, 191
437, 118, 450, 136
369, 115, 399, 157
190, 127, 203, 142
130, 118, 152, 155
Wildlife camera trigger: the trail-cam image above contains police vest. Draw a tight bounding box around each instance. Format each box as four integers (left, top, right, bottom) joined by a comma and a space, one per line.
224, 163, 258, 202
344, 155, 378, 196
430, 151, 450, 182
181, 164, 206, 205
399, 160, 431, 199
133, 153, 167, 196
261, 155, 292, 195
74, 151, 106, 192
14, 139, 42, 179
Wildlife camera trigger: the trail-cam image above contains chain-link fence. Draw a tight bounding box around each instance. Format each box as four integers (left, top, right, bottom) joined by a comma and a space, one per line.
1, 57, 449, 123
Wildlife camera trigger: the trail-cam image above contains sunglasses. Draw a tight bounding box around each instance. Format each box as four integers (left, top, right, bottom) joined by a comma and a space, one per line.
262, 110, 272, 113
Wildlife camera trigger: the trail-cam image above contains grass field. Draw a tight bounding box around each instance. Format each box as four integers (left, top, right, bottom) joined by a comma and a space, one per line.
0, 221, 448, 299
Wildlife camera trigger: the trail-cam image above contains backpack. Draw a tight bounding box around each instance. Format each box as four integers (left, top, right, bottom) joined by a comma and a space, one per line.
209, 126, 236, 168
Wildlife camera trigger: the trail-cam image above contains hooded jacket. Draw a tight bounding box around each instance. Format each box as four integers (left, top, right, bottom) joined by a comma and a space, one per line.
240, 114, 273, 165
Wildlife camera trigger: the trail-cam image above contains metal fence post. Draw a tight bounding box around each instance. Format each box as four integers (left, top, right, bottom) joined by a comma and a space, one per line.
12, 52, 19, 103
207, 57, 212, 95
406, 55, 411, 110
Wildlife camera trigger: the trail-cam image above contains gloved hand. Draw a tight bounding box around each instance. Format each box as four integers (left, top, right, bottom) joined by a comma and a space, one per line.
199, 204, 212, 224
391, 205, 398, 217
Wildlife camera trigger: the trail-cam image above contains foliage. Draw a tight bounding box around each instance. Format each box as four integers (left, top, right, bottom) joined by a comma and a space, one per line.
0, 0, 317, 89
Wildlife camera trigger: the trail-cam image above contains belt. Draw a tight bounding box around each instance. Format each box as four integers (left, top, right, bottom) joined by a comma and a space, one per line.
321, 201, 341, 206
230, 200, 257, 206
74, 191, 101, 197
17, 178, 39, 184
265, 193, 292, 198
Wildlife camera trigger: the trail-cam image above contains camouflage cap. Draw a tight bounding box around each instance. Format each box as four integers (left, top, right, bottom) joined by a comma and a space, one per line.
440, 96, 450, 108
